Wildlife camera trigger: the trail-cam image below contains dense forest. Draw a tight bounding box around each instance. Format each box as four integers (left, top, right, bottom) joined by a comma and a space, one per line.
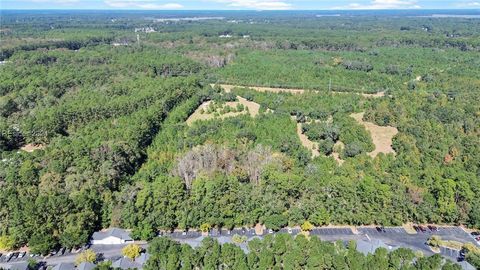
0, 11, 479, 267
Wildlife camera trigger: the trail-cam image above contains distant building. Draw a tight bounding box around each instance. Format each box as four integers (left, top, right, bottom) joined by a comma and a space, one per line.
51, 262, 75, 270
91, 228, 133, 245
112, 42, 129, 47
134, 27, 156, 33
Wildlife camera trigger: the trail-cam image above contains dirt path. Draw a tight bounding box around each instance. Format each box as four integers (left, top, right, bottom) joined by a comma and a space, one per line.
186, 96, 261, 126
213, 84, 385, 98
331, 141, 345, 165
291, 117, 320, 158
350, 112, 398, 157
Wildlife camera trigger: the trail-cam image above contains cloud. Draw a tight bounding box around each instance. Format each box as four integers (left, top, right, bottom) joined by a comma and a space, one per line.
213, 0, 292, 10
333, 0, 421, 9
457, 1, 480, 7
104, 0, 183, 9
30, 0, 80, 3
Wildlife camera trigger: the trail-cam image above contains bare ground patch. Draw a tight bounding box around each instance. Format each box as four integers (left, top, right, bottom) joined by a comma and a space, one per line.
186, 96, 261, 126
331, 141, 345, 165
291, 117, 320, 158
350, 112, 398, 158
20, 143, 45, 152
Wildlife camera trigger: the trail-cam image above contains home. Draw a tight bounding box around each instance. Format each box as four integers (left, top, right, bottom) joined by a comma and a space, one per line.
77, 262, 96, 270
112, 257, 142, 270
91, 228, 133, 245
51, 262, 75, 270
459, 261, 476, 270
6, 261, 29, 270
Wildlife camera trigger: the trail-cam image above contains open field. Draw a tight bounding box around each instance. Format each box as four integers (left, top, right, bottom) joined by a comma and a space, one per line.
186, 96, 261, 126
214, 84, 385, 98
350, 112, 398, 157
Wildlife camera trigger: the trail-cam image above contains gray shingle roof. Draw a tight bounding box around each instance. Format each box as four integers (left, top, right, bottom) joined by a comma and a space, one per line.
459, 261, 476, 270
8, 261, 29, 270
77, 262, 96, 270
51, 262, 75, 270
112, 257, 142, 269
91, 227, 133, 241
135, 253, 150, 265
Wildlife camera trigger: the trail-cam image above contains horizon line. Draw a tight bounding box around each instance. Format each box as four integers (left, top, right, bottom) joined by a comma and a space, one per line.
2, 8, 480, 11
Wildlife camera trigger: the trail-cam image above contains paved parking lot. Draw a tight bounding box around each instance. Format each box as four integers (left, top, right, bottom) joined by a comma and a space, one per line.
311, 228, 354, 235
440, 246, 460, 259
358, 227, 407, 235
1, 226, 477, 269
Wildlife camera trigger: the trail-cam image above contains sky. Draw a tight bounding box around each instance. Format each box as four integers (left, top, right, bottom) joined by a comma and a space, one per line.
1, 0, 480, 10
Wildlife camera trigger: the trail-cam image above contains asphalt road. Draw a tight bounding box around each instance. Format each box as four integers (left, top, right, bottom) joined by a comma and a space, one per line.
1, 226, 477, 269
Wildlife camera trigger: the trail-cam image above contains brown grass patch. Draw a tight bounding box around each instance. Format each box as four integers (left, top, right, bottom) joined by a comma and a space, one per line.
350, 112, 398, 158
20, 143, 45, 152
331, 141, 345, 165
291, 117, 320, 158
213, 84, 385, 98
186, 96, 261, 126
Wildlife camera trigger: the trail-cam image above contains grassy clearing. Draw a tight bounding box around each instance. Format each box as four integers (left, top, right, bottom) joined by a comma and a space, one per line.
186, 96, 261, 126
350, 112, 398, 157
215, 84, 384, 98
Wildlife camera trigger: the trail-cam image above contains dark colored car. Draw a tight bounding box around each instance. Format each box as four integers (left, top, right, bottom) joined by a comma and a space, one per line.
376, 226, 386, 233
471, 231, 480, 236
57, 247, 66, 256
4, 253, 14, 262
18, 251, 26, 259
475, 236, 480, 241
418, 226, 427, 233
428, 225, 439, 232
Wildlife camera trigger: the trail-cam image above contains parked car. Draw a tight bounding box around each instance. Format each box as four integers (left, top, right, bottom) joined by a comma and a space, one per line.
428, 225, 439, 232
4, 252, 14, 262
0, 253, 3, 262
287, 228, 293, 234
471, 231, 480, 237
475, 236, 480, 241
376, 226, 386, 233
418, 226, 427, 233
18, 251, 26, 259
58, 247, 67, 256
